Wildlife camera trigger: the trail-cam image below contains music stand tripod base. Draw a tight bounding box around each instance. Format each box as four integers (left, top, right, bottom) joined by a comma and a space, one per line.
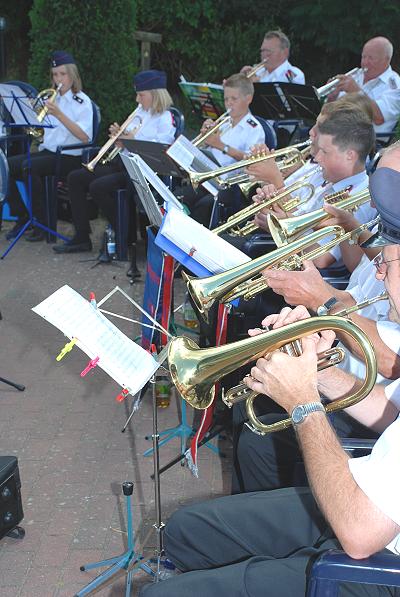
75, 481, 155, 597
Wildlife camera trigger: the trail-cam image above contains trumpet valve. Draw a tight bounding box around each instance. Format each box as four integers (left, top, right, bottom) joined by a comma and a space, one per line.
222, 381, 255, 407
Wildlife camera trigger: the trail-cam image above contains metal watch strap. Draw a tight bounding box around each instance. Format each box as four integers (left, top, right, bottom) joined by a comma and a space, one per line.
291, 402, 325, 425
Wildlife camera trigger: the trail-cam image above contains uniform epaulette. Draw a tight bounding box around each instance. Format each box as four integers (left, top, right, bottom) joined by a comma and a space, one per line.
247, 118, 258, 128
73, 95, 84, 104
389, 77, 398, 90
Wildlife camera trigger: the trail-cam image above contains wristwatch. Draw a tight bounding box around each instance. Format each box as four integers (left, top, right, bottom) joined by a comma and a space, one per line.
317, 296, 338, 316
291, 402, 325, 425
222, 145, 230, 155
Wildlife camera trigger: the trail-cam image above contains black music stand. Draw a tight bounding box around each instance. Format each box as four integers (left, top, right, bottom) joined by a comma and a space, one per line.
122, 139, 186, 178
250, 82, 322, 124
0, 88, 69, 259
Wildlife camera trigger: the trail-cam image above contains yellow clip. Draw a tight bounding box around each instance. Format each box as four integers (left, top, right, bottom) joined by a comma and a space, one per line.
56, 338, 77, 362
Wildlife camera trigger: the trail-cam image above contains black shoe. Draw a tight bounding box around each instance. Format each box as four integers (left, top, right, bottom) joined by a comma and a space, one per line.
53, 238, 92, 254
25, 229, 45, 242
5, 221, 30, 240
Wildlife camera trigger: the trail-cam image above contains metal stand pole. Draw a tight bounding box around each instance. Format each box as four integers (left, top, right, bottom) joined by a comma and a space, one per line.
74, 374, 166, 595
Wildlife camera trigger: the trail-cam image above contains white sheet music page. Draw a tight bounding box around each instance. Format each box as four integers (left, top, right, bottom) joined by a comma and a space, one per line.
32, 285, 159, 394
166, 135, 220, 196
162, 208, 250, 273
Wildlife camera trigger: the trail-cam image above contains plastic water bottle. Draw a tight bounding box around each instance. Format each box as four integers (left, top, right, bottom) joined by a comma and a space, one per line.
159, 558, 177, 580
106, 225, 116, 259
183, 292, 199, 329
155, 375, 171, 408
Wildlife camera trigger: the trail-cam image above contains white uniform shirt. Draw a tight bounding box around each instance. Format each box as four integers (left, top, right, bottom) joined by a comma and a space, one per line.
126, 106, 176, 145
258, 59, 305, 85
348, 412, 400, 555
40, 89, 93, 156
338, 255, 400, 386
284, 160, 324, 215
352, 66, 400, 134
210, 111, 265, 168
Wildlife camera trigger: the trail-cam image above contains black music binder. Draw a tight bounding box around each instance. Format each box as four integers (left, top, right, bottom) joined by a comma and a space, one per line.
250, 82, 322, 123
122, 139, 186, 178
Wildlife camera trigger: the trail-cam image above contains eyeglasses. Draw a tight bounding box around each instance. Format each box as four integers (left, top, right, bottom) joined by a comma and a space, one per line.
373, 254, 400, 274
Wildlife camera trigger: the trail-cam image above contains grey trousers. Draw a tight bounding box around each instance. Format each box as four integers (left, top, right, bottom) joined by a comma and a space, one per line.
139, 487, 395, 596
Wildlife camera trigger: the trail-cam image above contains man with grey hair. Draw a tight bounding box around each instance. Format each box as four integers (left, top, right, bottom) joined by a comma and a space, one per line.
241, 30, 305, 85
327, 36, 400, 135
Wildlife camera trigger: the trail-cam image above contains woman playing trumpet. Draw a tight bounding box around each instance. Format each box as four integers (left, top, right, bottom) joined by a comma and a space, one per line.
54, 70, 176, 254
6, 51, 94, 242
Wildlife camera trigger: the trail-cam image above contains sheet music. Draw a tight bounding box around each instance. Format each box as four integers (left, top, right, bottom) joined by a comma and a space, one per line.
160, 207, 250, 273
0, 84, 42, 127
121, 153, 163, 227
166, 135, 220, 196
32, 285, 159, 395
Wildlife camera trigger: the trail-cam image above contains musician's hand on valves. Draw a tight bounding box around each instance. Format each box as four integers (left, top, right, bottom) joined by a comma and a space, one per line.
251, 305, 336, 353
262, 260, 334, 311
335, 74, 361, 93
109, 122, 120, 137
244, 336, 319, 412
318, 202, 361, 233
45, 100, 62, 119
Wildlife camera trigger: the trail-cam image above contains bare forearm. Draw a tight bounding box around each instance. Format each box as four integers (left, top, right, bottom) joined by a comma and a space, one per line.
298, 411, 397, 557
370, 100, 385, 125
333, 313, 400, 379
317, 367, 398, 432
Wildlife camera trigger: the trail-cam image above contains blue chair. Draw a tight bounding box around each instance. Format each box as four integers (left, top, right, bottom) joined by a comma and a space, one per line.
307, 549, 400, 596
169, 106, 185, 139
253, 115, 277, 149
44, 100, 101, 241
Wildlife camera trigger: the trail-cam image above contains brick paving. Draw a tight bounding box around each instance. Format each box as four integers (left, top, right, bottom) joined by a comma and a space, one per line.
0, 218, 232, 596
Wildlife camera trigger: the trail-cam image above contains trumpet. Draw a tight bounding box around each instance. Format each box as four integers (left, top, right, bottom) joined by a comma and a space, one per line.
188, 145, 307, 190
212, 177, 315, 237
27, 83, 63, 138
168, 316, 377, 434
183, 225, 344, 321
192, 109, 232, 148
224, 217, 380, 303
223, 139, 313, 191
83, 104, 142, 172
317, 67, 366, 99
245, 59, 269, 79
268, 188, 371, 246
223, 291, 387, 415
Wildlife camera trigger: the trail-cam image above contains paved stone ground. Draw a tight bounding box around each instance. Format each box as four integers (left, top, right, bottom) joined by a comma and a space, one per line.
0, 218, 232, 596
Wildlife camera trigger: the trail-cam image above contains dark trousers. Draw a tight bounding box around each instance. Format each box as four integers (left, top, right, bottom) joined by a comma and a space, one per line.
232, 407, 379, 494
140, 487, 395, 597
67, 160, 129, 241
7, 150, 81, 223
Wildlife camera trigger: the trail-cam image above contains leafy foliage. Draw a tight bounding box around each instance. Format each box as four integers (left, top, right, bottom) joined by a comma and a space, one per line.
28, 0, 138, 141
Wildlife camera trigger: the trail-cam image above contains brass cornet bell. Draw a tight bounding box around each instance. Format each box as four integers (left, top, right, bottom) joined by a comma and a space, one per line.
268, 188, 371, 246
27, 83, 62, 138
168, 316, 377, 434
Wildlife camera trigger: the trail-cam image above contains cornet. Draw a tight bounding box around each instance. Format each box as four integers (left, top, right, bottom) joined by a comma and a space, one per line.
317, 67, 366, 99
244, 59, 269, 79
27, 83, 63, 138
168, 315, 377, 434
192, 109, 232, 148
268, 188, 371, 246
83, 105, 142, 172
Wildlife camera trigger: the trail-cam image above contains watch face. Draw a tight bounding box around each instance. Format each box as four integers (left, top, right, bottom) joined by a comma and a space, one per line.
291, 405, 304, 424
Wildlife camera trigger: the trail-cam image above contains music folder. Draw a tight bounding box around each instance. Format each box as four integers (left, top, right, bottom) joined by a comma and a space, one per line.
122, 139, 186, 178
250, 82, 322, 123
